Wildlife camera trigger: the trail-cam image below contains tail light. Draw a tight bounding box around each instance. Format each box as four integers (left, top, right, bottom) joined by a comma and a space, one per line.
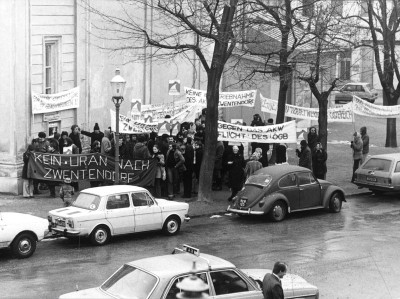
67, 219, 74, 228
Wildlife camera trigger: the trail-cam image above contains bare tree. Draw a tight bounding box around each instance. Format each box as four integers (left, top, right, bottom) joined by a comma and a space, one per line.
84, 0, 245, 202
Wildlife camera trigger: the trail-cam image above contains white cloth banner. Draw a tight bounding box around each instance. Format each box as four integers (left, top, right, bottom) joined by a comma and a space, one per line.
140, 100, 189, 121
185, 87, 256, 108
32, 87, 80, 114
352, 96, 400, 118
260, 94, 353, 122
217, 120, 297, 143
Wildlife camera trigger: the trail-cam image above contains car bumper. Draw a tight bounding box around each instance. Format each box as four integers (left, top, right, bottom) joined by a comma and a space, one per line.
184, 216, 190, 222
354, 181, 398, 191
227, 206, 264, 215
49, 226, 82, 237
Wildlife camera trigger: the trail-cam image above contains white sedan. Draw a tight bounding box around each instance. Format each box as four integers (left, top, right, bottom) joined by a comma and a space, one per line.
0, 212, 49, 258
48, 185, 190, 246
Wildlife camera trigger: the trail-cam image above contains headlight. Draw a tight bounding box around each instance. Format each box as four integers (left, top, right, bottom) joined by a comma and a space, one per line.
67, 219, 74, 228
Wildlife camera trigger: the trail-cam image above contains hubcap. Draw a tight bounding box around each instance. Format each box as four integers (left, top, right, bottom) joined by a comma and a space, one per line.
168, 221, 177, 233
333, 196, 340, 209
19, 239, 31, 254
95, 230, 107, 243
273, 206, 283, 219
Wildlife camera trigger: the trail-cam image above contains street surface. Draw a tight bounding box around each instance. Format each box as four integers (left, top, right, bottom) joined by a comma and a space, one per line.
1, 192, 400, 299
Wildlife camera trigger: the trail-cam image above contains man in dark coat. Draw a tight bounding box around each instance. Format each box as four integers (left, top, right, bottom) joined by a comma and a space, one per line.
226, 145, 245, 201
81, 123, 104, 146
262, 262, 287, 299
132, 134, 151, 160
360, 126, 369, 164
296, 140, 312, 170
212, 140, 225, 190
69, 124, 82, 153
307, 126, 320, 152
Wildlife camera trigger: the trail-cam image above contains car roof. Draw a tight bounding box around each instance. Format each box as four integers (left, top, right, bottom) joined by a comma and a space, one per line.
366, 153, 400, 160
80, 185, 147, 196
254, 165, 310, 177
127, 252, 235, 277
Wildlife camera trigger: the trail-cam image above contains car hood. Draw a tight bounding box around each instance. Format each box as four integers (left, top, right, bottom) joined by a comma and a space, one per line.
49, 206, 94, 218
156, 198, 189, 211
0, 212, 48, 227
59, 287, 111, 299
242, 269, 318, 297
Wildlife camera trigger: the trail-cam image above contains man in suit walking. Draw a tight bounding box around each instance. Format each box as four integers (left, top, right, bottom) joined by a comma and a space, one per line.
262, 262, 287, 299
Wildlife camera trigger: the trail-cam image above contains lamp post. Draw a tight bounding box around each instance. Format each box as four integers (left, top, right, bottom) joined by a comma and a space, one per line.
176, 262, 209, 299
110, 68, 126, 185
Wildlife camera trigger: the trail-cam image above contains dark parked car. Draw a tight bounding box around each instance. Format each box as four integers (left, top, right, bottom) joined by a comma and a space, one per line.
354, 153, 400, 194
335, 82, 378, 104
227, 165, 346, 221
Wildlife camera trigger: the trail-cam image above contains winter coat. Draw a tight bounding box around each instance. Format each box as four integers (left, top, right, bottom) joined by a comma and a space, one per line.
352, 135, 363, 160
153, 153, 165, 179
35, 139, 50, 153
166, 148, 185, 171
227, 152, 245, 188
22, 151, 30, 179
244, 160, 263, 179
69, 132, 82, 153
101, 130, 112, 155
298, 146, 312, 170
183, 144, 194, 171
276, 144, 287, 164
360, 127, 369, 154
214, 141, 225, 170
312, 149, 327, 178
133, 142, 151, 160
307, 127, 320, 151
81, 130, 104, 146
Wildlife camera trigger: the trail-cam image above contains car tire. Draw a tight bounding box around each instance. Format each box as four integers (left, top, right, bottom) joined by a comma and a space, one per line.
329, 192, 343, 213
90, 225, 110, 246
268, 201, 287, 222
163, 216, 181, 236
11, 232, 37, 259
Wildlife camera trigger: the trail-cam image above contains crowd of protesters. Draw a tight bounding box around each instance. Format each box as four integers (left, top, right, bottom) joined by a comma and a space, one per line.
22, 110, 369, 201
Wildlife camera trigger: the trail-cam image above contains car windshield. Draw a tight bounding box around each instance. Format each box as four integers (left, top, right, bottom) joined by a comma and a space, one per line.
361, 158, 392, 172
101, 265, 157, 299
245, 174, 272, 187
72, 193, 101, 210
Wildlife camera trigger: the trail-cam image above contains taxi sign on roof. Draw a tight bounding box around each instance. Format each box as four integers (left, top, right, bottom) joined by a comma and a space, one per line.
183, 244, 200, 256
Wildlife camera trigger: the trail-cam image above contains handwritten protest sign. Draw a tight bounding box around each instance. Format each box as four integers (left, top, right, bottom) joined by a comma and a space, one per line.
352, 96, 400, 118
32, 87, 80, 114
27, 152, 157, 186
260, 94, 353, 122
185, 87, 256, 108
217, 120, 297, 143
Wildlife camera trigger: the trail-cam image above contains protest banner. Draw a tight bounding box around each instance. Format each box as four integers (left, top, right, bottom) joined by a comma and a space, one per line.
27, 152, 157, 186
260, 94, 353, 122
32, 87, 80, 114
141, 100, 188, 121
217, 120, 297, 143
185, 87, 256, 108
352, 96, 400, 118
110, 110, 158, 134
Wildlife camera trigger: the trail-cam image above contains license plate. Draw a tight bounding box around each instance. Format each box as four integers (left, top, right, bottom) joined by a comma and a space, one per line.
366, 176, 377, 182
239, 198, 247, 208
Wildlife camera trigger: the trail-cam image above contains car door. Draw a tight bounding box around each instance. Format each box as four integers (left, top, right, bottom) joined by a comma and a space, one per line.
163, 272, 211, 299
209, 269, 261, 298
277, 173, 299, 210
105, 193, 135, 235
131, 192, 162, 232
297, 171, 321, 208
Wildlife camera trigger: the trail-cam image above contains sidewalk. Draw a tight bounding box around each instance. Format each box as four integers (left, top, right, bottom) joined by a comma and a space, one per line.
0, 171, 367, 220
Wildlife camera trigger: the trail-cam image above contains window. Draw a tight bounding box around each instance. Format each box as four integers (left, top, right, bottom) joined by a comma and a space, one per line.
44, 37, 61, 94
165, 273, 209, 299
132, 192, 153, 207
297, 172, 316, 185
278, 174, 297, 188
362, 158, 392, 172
210, 270, 249, 295
106, 194, 130, 209
395, 162, 400, 173
340, 59, 351, 80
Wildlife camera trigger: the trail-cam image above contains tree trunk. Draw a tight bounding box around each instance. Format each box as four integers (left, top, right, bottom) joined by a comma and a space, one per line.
385, 118, 397, 147
318, 93, 329, 150
197, 64, 224, 202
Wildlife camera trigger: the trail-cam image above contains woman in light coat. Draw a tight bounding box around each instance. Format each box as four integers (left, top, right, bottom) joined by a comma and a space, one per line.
351, 132, 363, 183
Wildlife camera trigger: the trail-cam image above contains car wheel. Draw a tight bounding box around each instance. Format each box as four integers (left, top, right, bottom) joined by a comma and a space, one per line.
90, 225, 110, 246
163, 216, 181, 236
329, 192, 343, 213
11, 233, 37, 259
268, 201, 287, 222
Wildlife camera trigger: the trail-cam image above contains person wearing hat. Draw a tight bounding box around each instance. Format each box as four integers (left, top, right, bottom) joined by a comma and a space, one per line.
296, 140, 312, 170
81, 123, 104, 147
59, 178, 74, 207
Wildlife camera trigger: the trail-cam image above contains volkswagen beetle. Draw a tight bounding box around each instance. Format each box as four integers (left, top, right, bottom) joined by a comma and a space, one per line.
227, 165, 346, 221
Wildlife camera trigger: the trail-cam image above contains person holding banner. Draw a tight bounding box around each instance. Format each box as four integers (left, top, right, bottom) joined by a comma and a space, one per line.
69, 125, 82, 153
351, 132, 363, 183
81, 123, 104, 146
